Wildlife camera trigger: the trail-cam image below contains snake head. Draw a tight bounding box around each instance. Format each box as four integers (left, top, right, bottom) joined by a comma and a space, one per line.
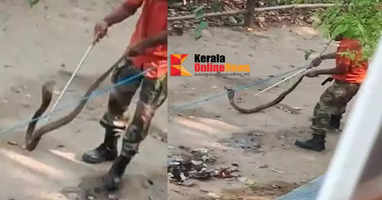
44, 80, 56, 90
224, 86, 236, 100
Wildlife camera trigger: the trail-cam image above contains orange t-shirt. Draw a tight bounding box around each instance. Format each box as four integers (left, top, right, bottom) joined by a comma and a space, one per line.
124, 0, 167, 79
333, 38, 368, 84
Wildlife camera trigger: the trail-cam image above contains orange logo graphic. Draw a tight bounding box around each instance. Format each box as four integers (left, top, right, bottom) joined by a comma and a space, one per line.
170, 54, 192, 76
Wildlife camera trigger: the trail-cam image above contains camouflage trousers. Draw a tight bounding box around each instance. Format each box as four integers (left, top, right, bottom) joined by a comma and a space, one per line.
311, 80, 360, 136
100, 59, 167, 156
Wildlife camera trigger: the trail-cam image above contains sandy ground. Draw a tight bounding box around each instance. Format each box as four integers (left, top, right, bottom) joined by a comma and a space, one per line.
168, 26, 357, 199
0, 1, 167, 200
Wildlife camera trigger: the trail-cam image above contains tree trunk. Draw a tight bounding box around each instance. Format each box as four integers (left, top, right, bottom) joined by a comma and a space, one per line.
244, 0, 256, 27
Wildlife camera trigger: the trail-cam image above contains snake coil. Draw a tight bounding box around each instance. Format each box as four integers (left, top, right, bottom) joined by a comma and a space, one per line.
225, 75, 305, 114
25, 57, 124, 151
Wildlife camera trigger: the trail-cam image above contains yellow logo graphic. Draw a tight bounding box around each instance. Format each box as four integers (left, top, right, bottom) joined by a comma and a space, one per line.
170, 54, 192, 76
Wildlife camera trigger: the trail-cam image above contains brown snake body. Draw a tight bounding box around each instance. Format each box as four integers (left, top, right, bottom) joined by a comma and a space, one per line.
225, 75, 305, 114
225, 41, 332, 114
25, 57, 124, 151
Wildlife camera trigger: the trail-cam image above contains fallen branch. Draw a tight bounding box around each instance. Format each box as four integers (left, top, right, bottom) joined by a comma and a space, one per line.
257, 3, 334, 11
168, 3, 334, 21
169, 10, 246, 21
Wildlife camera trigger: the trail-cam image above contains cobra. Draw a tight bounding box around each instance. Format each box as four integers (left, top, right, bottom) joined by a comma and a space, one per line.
25, 57, 167, 151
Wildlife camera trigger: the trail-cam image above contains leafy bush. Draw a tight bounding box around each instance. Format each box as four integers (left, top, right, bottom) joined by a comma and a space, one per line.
27, 0, 40, 7
315, 0, 382, 60
193, 5, 208, 40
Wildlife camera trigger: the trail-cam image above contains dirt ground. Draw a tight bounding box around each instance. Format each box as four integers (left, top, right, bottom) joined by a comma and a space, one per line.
168, 26, 356, 199
0, 1, 167, 200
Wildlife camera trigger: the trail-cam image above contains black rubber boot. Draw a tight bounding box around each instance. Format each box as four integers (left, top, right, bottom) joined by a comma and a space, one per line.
82, 127, 119, 164
330, 115, 342, 130
104, 152, 135, 190
295, 134, 326, 152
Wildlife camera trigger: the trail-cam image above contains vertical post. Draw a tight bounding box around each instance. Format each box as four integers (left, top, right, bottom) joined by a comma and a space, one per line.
244, 0, 256, 27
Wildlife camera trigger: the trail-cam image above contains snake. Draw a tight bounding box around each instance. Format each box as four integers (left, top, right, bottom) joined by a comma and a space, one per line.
225, 74, 305, 114
223, 42, 335, 115
25, 57, 125, 151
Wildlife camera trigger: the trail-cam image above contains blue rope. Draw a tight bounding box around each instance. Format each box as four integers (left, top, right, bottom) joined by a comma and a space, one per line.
170, 65, 307, 111
0, 66, 306, 135
0, 68, 150, 135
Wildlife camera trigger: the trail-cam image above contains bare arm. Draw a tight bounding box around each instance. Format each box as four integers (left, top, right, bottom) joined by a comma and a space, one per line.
138, 30, 167, 49
314, 67, 347, 75
126, 30, 167, 56
309, 52, 337, 68
319, 52, 337, 60
94, 1, 141, 43
104, 3, 139, 26
306, 65, 348, 77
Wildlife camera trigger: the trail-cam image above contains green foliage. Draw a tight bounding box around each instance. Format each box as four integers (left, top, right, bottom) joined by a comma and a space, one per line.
193, 6, 209, 40
27, 0, 40, 7
210, 0, 224, 12
338, 51, 356, 60
315, 0, 382, 60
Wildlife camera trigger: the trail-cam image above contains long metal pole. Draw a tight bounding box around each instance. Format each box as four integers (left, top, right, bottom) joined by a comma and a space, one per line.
46, 43, 95, 121
253, 40, 333, 97
253, 68, 307, 97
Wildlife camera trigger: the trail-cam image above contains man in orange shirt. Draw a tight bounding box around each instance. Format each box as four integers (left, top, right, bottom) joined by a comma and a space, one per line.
81, 0, 167, 190
295, 35, 368, 152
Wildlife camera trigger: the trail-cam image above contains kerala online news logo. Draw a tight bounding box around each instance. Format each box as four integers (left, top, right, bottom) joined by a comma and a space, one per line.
170, 54, 250, 76
170, 54, 192, 76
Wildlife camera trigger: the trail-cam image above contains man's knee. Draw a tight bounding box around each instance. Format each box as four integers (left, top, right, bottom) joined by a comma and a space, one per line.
126, 102, 155, 137
109, 62, 142, 102
107, 69, 142, 116
312, 104, 332, 132
137, 101, 155, 125
124, 124, 142, 143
